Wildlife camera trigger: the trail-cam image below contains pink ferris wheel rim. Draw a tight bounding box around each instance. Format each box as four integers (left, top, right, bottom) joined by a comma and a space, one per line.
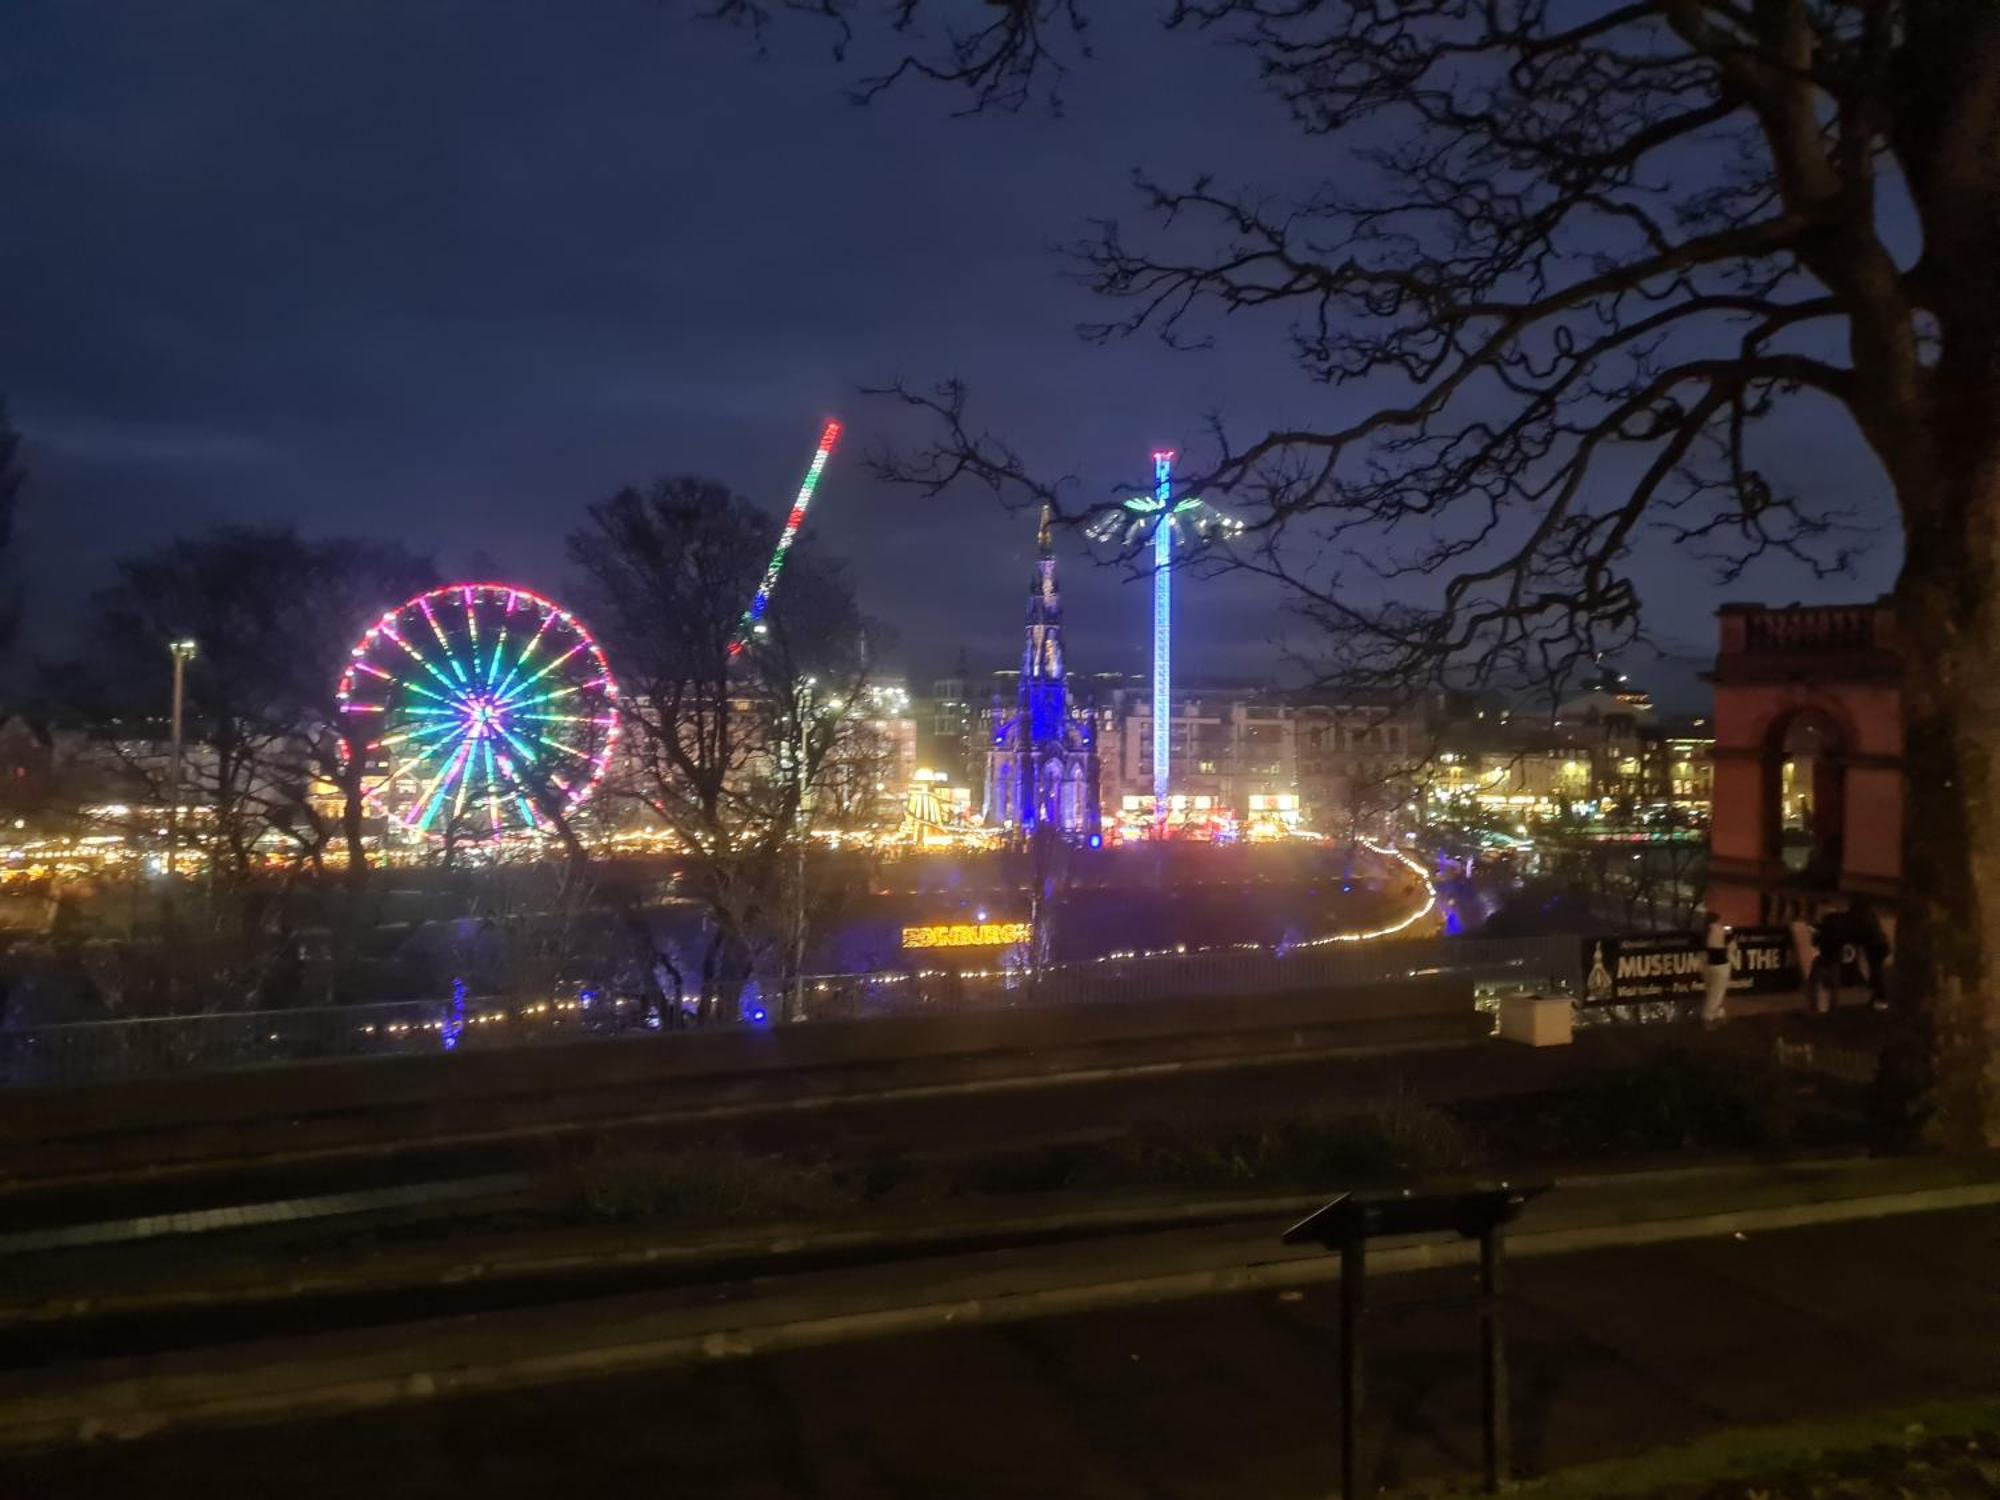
336, 581, 621, 838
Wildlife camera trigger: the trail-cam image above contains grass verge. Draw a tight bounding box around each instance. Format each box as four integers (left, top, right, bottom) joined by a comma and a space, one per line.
1401, 1396, 2000, 1498
540, 1037, 1847, 1228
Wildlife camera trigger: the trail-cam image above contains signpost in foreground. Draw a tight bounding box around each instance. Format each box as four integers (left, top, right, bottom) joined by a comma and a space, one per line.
1283, 1183, 1550, 1498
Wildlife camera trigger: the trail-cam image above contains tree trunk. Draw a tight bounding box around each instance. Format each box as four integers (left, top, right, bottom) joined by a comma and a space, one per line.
340, 764, 369, 891
697, 925, 724, 1025
613, 897, 676, 1026
1896, 455, 2000, 1150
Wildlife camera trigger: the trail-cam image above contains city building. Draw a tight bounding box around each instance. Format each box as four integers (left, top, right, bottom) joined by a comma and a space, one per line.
1642, 718, 1716, 811
819, 681, 919, 833
1706, 600, 1902, 928
1090, 688, 1424, 836
1421, 670, 1713, 824
1293, 697, 1424, 836
917, 651, 978, 788
604, 679, 917, 845
982, 508, 1102, 839
1096, 687, 1289, 831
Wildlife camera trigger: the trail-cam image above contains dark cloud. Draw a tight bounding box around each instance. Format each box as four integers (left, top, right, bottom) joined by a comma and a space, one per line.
2, 0, 1900, 696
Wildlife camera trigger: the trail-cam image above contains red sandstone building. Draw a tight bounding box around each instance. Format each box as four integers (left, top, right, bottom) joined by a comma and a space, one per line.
1706, 600, 1903, 930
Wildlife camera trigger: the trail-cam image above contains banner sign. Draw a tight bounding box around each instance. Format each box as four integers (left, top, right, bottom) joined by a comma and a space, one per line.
902, 921, 1031, 951
1578, 928, 1803, 1006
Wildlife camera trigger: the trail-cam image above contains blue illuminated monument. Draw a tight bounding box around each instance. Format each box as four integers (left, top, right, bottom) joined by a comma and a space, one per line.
984, 505, 1101, 839
1095, 451, 1239, 831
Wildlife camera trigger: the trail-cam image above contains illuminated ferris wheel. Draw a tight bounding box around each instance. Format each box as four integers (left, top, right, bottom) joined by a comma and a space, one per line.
337, 583, 620, 840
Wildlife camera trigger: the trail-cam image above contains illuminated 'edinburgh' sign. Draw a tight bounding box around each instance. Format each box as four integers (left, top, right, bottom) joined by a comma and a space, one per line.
901, 922, 1032, 950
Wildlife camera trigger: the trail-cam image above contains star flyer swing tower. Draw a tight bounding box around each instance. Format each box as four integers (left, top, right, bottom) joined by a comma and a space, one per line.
1094, 451, 1239, 833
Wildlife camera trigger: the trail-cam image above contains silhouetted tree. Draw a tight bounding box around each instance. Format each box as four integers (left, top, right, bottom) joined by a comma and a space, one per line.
65, 528, 436, 881
570, 478, 872, 1021
731, 0, 2000, 1147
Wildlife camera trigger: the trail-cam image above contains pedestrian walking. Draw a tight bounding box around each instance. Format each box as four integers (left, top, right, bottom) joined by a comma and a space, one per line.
1701, 910, 1733, 1027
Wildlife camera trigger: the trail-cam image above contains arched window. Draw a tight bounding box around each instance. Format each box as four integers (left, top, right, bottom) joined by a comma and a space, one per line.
1766, 709, 1847, 888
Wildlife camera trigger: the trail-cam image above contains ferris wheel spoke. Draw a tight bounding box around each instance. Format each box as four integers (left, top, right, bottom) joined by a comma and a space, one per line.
418, 594, 454, 656
415, 597, 463, 676
489, 610, 558, 702
375, 668, 455, 709
506, 711, 597, 759
449, 745, 477, 822
380, 628, 461, 698
506, 682, 588, 724
493, 722, 552, 777
410, 737, 476, 833
433, 626, 477, 693
480, 740, 504, 834
484, 620, 512, 688
496, 640, 590, 707
378, 712, 466, 751
404, 723, 475, 808
490, 646, 537, 704
398, 706, 463, 726
493, 750, 541, 830
400, 712, 470, 748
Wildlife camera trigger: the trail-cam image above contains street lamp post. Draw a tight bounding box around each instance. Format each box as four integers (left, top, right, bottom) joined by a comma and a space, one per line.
165, 638, 197, 881
790, 677, 819, 1025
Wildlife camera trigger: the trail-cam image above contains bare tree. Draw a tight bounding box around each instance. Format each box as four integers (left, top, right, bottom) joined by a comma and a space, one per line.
817, 692, 906, 834
66, 529, 436, 884
569, 478, 872, 1022
719, 0, 2000, 1147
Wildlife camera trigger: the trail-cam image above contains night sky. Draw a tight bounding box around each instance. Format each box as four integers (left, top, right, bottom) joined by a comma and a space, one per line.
3, 1, 1903, 705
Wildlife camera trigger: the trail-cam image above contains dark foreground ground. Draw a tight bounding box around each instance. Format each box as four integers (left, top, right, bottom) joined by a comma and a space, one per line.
9, 1205, 1997, 1500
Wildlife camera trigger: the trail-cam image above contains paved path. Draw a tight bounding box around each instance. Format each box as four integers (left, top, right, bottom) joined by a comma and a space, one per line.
8, 1204, 1997, 1499
0, 1174, 527, 1254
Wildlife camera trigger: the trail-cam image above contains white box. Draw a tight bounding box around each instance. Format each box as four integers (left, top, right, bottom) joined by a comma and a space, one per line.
1497, 993, 1574, 1047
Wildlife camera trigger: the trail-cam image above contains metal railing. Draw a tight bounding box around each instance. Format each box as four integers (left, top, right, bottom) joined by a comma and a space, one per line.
797, 934, 1576, 1019
0, 934, 1581, 1089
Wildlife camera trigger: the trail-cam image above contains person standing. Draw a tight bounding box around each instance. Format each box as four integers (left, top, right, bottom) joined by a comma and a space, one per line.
1701, 910, 1733, 1027
1849, 897, 1892, 1010
1809, 905, 1852, 1014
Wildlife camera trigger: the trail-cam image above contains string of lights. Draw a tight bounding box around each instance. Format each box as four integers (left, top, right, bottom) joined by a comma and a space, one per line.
334, 840, 1438, 1037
